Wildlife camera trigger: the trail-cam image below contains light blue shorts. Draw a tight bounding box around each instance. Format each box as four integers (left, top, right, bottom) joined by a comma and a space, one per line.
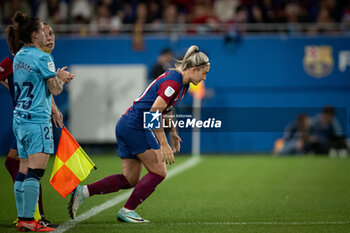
13, 121, 54, 158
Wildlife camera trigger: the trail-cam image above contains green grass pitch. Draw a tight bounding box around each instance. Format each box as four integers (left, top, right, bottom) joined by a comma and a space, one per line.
0, 155, 350, 233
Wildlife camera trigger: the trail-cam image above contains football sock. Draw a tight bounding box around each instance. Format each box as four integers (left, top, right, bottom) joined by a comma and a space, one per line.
5, 157, 19, 182
83, 186, 90, 197
22, 169, 41, 219
87, 174, 131, 197
38, 184, 44, 216
14, 172, 25, 218
124, 172, 165, 210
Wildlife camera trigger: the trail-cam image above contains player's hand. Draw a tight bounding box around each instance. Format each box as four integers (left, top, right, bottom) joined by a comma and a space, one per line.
160, 143, 174, 164
52, 106, 63, 128
57, 66, 68, 82
57, 67, 74, 83
65, 72, 75, 83
170, 131, 182, 153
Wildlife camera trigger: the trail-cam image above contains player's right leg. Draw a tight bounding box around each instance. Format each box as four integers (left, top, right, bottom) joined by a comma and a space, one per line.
69, 117, 145, 219
14, 158, 28, 223
68, 158, 140, 219
117, 149, 166, 223
14, 121, 55, 232
7, 144, 42, 225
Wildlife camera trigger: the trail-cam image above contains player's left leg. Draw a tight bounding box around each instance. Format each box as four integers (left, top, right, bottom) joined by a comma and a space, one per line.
22, 153, 50, 220
6, 147, 42, 224
18, 152, 55, 232
87, 158, 140, 196
117, 149, 166, 223
14, 158, 28, 221
17, 121, 56, 231
69, 158, 140, 219
5, 148, 20, 182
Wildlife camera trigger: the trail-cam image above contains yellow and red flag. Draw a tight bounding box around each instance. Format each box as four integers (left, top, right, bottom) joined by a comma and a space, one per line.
189, 81, 205, 99
50, 127, 95, 198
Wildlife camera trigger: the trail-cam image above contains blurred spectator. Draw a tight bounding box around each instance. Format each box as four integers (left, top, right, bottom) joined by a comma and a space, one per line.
90, 1, 122, 34
71, 15, 91, 35
190, 3, 220, 34
1, 0, 350, 35
285, 2, 304, 23
250, 4, 265, 23
317, 5, 335, 23
234, 5, 249, 23
308, 3, 337, 35
136, 2, 150, 24
3, 0, 32, 24
323, 0, 342, 22
341, 2, 350, 23
37, 0, 68, 24
109, 0, 125, 16
284, 2, 305, 34
70, 0, 94, 24
151, 48, 173, 81
148, 0, 162, 24
155, 4, 186, 34
277, 114, 312, 155
213, 0, 240, 23
226, 4, 249, 33
309, 106, 348, 157
171, 0, 195, 14
259, 0, 277, 22
0, 2, 3, 24
122, 1, 136, 24
132, 3, 149, 50
163, 4, 179, 25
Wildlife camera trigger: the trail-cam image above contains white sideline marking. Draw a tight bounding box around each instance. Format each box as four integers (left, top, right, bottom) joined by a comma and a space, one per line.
55, 156, 201, 233
167, 221, 350, 226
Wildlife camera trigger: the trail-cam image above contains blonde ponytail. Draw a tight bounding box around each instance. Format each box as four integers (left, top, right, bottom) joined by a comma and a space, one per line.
174, 45, 209, 72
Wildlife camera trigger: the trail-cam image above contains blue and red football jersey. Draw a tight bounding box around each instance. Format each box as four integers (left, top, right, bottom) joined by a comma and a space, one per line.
124, 70, 189, 127
0, 54, 15, 107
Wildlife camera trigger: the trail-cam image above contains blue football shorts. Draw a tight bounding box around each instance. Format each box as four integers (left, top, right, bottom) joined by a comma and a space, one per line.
13, 120, 54, 158
11, 138, 17, 150
52, 122, 62, 155
115, 116, 160, 159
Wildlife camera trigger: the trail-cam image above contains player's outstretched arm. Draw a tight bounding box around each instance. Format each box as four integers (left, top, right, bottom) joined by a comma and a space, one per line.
151, 96, 175, 164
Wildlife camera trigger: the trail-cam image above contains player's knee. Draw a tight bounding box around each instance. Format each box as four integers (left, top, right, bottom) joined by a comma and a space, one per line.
26, 168, 45, 181
129, 180, 138, 187
7, 149, 19, 159
123, 174, 139, 187
152, 168, 167, 178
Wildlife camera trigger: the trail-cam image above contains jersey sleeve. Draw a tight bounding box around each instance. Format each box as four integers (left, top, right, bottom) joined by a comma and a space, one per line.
36, 53, 56, 80
157, 80, 181, 104
0, 57, 13, 81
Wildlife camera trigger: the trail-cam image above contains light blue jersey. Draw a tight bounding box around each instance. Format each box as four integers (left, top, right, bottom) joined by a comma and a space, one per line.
13, 46, 56, 123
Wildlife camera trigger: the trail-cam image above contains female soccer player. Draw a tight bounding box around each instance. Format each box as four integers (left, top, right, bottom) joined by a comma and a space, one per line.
69, 45, 210, 222
10, 12, 73, 231
0, 22, 62, 228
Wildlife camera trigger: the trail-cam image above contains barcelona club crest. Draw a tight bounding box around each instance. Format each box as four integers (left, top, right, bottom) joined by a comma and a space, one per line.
303, 46, 334, 78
